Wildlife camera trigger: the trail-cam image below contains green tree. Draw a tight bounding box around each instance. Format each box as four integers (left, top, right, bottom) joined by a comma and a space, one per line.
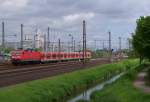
133, 16, 150, 63
0, 46, 14, 54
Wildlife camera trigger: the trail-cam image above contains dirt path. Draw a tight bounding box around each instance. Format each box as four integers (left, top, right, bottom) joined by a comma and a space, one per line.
133, 70, 150, 93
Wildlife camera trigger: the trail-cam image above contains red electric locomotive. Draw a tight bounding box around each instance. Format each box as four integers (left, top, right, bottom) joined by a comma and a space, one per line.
11, 49, 91, 65
11, 49, 41, 65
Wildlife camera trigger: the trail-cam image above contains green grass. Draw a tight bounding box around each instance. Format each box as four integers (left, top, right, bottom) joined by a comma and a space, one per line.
90, 64, 150, 102
0, 59, 139, 102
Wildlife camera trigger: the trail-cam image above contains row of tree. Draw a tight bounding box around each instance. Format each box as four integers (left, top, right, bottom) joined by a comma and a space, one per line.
133, 16, 150, 63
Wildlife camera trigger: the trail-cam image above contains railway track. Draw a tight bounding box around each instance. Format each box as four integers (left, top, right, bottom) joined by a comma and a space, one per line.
0, 58, 110, 87
0, 61, 84, 74
0, 61, 83, 70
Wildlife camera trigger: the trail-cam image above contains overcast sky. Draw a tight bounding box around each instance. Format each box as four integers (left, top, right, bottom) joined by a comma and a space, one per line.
0, 0, 150, 49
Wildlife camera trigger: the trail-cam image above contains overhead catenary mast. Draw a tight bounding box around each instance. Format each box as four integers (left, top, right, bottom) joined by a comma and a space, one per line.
2, 21, 5, 48
47, 27, 50, 52
119, 37, 122, 51
21, 24, 23, 49
108, 31, 112, 61
83, 20, 86, 64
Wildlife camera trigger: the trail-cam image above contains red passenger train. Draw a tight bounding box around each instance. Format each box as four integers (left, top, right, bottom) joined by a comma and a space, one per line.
11, 49, 91, 65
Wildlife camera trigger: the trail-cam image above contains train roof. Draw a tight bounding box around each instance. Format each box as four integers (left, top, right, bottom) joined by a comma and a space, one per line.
41, 52, 91, 54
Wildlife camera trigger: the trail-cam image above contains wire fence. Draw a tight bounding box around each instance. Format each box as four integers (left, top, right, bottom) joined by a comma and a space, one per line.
0, 19, 130, 52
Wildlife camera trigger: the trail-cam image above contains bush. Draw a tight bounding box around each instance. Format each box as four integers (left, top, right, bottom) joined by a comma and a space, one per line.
91, 91, 119, 102
90, 63, 150, 102
145, 68, 150, 85
76, 100, 89, 102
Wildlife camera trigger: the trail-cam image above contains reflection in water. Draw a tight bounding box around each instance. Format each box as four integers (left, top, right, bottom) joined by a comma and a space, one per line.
68, 72, 125, 102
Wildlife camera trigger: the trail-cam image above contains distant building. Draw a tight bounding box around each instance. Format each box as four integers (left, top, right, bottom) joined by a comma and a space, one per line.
5, 42, 20, 49
23, 40, 34, 49
35, 29, 45, 51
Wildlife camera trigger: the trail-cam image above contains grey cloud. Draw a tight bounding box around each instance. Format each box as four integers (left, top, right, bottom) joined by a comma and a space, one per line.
0, 0, 150, 49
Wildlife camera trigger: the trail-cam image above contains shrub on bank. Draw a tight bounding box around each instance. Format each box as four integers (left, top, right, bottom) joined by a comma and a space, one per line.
90, 64, 150, 102
76, 100, 89, 102
145, 67, 150, 86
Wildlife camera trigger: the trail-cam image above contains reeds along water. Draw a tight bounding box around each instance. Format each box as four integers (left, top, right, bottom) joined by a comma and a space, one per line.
68, 72, 125, 102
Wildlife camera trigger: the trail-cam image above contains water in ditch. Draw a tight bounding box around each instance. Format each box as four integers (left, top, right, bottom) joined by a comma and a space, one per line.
68, 72, 125, 102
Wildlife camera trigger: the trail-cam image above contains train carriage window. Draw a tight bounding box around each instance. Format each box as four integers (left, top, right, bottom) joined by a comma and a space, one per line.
64, 54, 67, 58
60, 54, 63, 58
76, 54, 78, 57
69, 53, 72, 58
71, 54, 74, 57
47, 54, 51, 58
41, 54, 44, 58
85, 54, 87, 57
87, 54, 89, 57
52, 54, 56, 58
56, 54, 59, 58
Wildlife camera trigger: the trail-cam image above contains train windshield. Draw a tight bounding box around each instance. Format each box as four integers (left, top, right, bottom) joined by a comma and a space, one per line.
12, 51, 23, 55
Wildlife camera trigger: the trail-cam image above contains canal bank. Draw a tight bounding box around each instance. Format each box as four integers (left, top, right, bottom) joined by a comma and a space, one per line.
88, 64, 150, 102
0, 59, 138, 102
68, 72, 125, 102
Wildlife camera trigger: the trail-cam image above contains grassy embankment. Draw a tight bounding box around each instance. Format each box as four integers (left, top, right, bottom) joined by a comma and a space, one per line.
0, 59, 138, 102
89, 64, 150, 102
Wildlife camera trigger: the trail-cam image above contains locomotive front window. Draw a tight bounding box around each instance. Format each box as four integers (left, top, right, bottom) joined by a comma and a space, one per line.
14, 52, 22, 55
